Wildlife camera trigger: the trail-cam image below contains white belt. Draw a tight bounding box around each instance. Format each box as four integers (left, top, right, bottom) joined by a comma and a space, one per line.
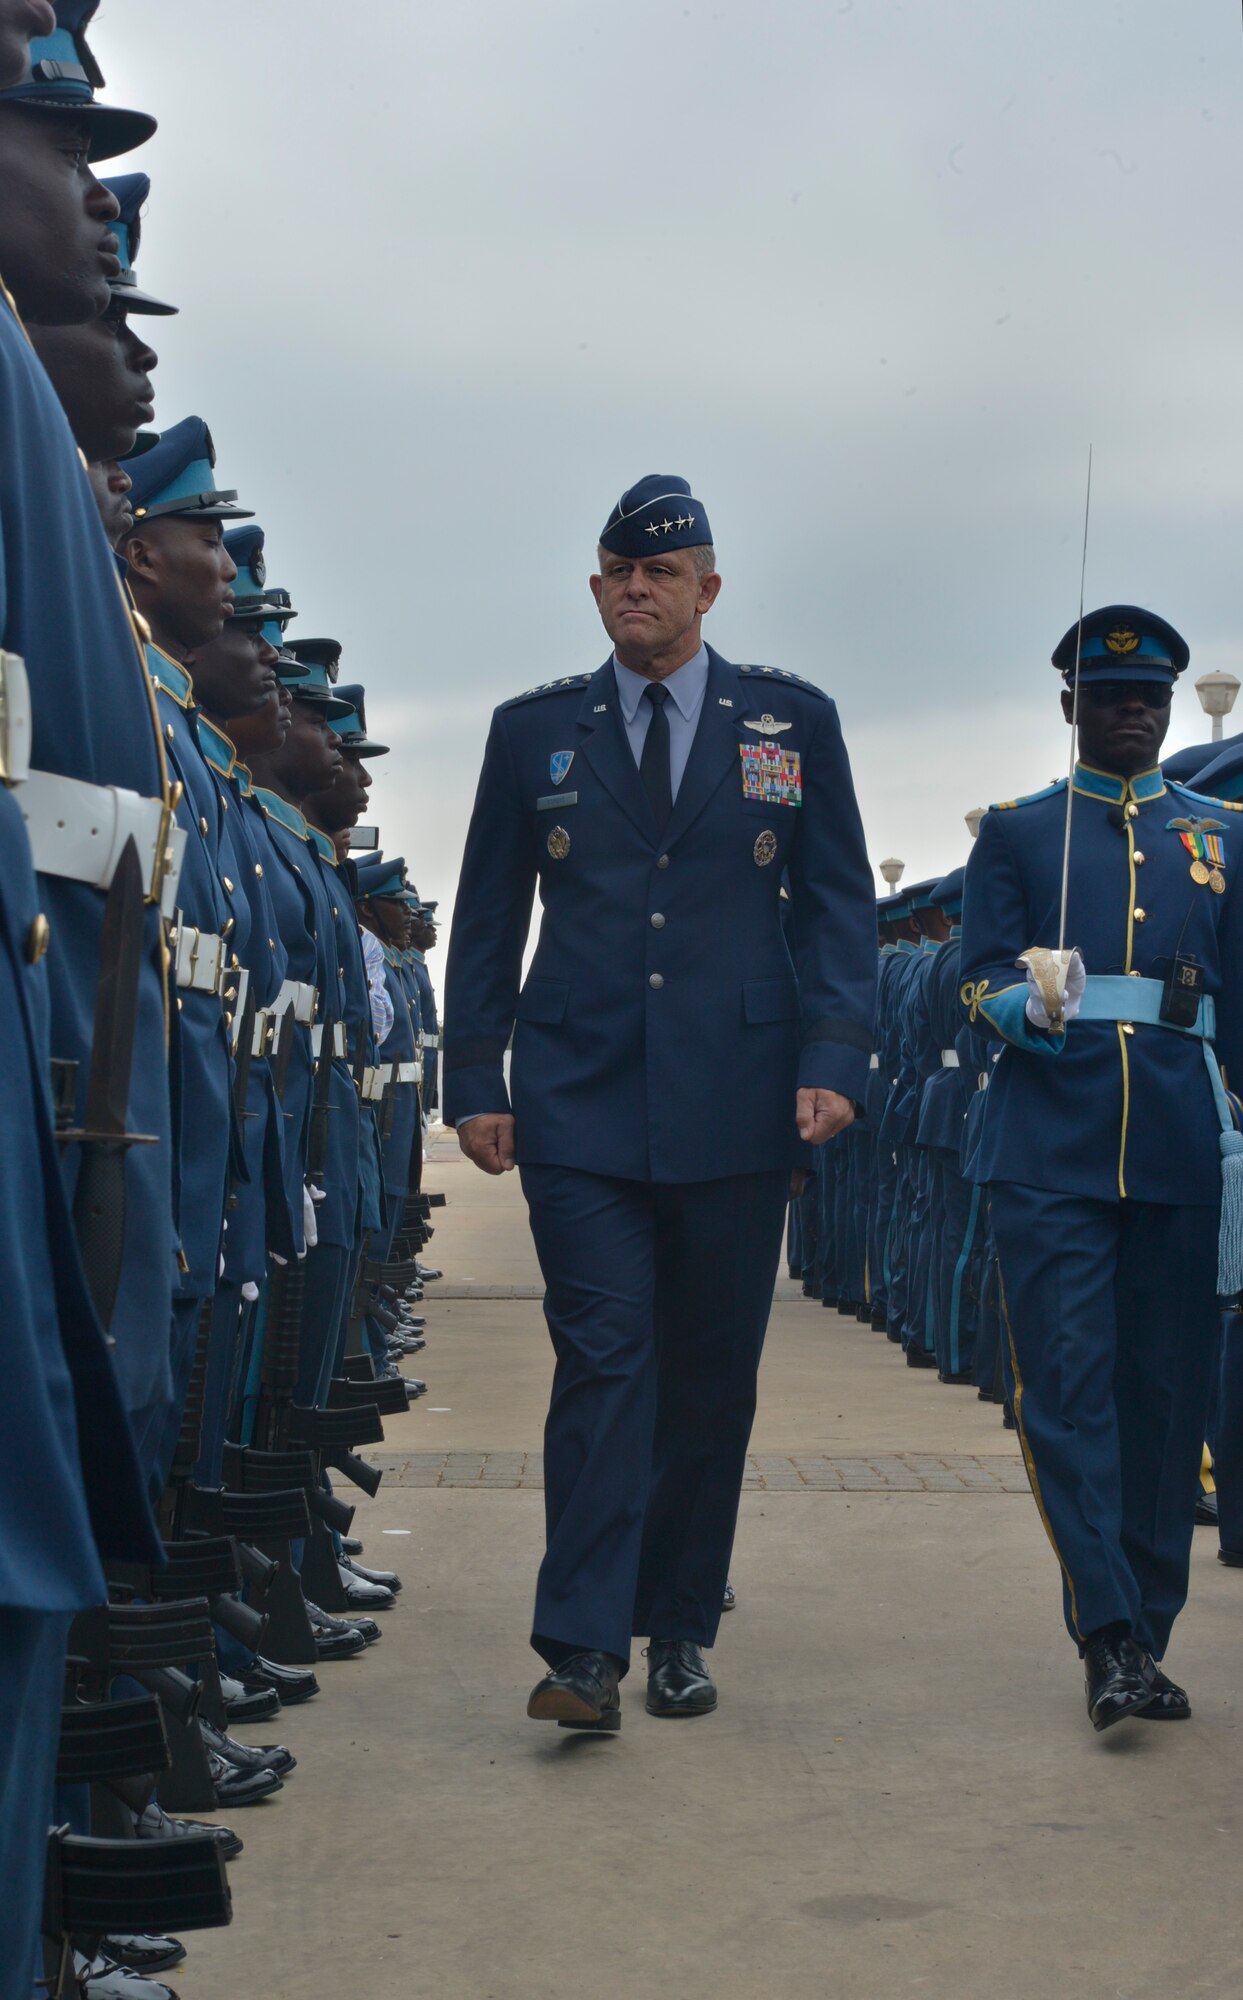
173, 921, 226, 995
277, 978, 317, 1025
20, 767, 187, 918
395, 1061, 419, 1084
311, 1020, 347, 1058
419, 1030, 439, 1050
940, 1050, 960, 1069
0, 649, 32, 786
414, 1054, 424, 1083
250, 1006, 274, 1059
228, 966, 250, 1051
362, 1063, 391, 1102
869, 1053, 879, 1069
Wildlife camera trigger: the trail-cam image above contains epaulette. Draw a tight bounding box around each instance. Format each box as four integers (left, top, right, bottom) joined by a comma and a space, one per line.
1168, 779, 1243, 814
738, 664, 829, 701
502, 674, 595, 709
989, 778, 1066, 813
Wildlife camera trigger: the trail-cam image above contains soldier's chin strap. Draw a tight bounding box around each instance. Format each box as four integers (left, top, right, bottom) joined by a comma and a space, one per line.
1023, 448, 1094, 1030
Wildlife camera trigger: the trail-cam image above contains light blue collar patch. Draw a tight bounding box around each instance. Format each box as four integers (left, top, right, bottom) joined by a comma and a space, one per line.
550, 750, 574, 786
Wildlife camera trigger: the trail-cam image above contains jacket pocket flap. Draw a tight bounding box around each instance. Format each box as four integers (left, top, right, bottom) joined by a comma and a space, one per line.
743, 979, 800, 1025
515, 978, 570, 1025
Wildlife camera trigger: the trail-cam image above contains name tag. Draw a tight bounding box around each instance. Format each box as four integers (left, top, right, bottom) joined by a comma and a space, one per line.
740, 743, 802, 806
536, 792, 577, 810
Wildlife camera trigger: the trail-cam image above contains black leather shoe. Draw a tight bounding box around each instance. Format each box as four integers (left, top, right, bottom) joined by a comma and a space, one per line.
1218, 1545, 1243, 1568
305, 1600, 375, 1653
341, 1535, 364, 1555
341, 1553, 402, 1592
645, 1639, 717, 1718
939, 1370, 975, 1386
1083, 1632, 1156, 1732
134, 1801, 242, 1861
1135, 1652, 1191, 1720
199, 1717, 295, 1776
871, 1305, 888, 1332
1194, 1490, 1219, 1526
101, 1937, 186, 1976
905, 1343, 937, 1368
527, 1651, 622, 1731
721, 1580, 737, 1614
206, 1749, 283, 1806
242, 1657, 320, 1703
220, 1672, 281, 1724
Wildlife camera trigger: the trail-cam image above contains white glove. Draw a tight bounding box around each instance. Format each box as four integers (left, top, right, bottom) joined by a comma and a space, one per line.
241, 1281, 259, 1302
1024, 949, 1086, 1028
303, 1182, 319, 1251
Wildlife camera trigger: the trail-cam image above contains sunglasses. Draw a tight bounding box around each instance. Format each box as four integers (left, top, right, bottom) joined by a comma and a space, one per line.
1078, 681, 1172, 711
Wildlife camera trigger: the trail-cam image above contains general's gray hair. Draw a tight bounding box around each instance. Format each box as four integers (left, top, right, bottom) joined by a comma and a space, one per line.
596, 543, 717, 576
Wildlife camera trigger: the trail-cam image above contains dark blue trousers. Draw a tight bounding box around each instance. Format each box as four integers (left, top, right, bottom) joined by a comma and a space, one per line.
990, 1183, 1219, 1658
0, 1609, 71, 2000
520, 1164, 790, 1670
1214, 1305, 1243, 1555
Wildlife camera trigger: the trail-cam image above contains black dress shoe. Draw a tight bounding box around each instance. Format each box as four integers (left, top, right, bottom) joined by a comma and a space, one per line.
1194, 1491, 1219, 1526
199, 1717, 296, 1776
645, 1639, 718, 1718
341, 1535, 364, 1555
134, 1801, 242, 1862
871, 1305, 888, 1332
905, 1343, 937, 1368
1218, 1545, 1243, 1568
721, 1579, 737, 1614
341, 1552, 402, 1592
1135, 1652, 1191, 1720
101, 1937, 187, 1976
206, 1749, 284, 1806
220, 1672, 281, 1724
242, 1657, 321, 1703
526, 1651, 622, 1731
939, 1370, 975, 1387
1083, 1631, 1156, 1732
304, 1600, 374, 1653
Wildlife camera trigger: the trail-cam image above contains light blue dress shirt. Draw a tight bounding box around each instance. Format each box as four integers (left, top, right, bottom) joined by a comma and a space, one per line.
612, 643, 710, 801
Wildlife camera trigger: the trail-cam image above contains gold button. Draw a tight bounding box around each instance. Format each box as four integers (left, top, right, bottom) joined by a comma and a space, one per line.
332, 906, 339, 918
222, 877, 234, 893
223, 986, 237, 1003
1129, 969, 1141, 977
222, 917, 235, 937
165, 723, 175, 741
268, 938, 276, 951
224, 1010, 234, 1027
199, 816, 208, 834
1134, 908, 1146, 922
1121, 1023, 1135, 1036
1134, 851, 1145, 864
255, 863, 264, 878
1125, 802, 1139, 819
26, 913, 49, 964
176, 996, 183, 1011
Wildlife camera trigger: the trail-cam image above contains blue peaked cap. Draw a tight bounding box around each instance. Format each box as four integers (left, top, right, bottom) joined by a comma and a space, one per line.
930, 865, 966, 916
275, 648, 350, 720
355, 854, 416, 901
222, 524, 284, 616
599, 474, 712, 559
1052, 604, 1189, 686
334, 683, 390, 757
0, 0, 156, 161
101, 173, 176, 314
122, 415, 252, 522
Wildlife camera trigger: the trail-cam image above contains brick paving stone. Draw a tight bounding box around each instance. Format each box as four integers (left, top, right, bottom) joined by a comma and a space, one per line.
366, 1448, 1032, 1492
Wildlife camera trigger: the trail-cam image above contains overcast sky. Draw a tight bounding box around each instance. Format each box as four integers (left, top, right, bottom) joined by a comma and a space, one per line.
97, 0, 1242, 944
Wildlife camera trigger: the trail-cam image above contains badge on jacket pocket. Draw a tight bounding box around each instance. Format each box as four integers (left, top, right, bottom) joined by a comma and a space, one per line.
740, 741, 802, 806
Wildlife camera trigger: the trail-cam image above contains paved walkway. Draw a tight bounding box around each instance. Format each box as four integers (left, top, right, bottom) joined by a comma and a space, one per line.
178, 1151, 1243, 2000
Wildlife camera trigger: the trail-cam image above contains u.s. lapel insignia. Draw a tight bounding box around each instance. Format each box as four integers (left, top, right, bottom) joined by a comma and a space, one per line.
547, 826, 571, 859
550, 750, 574, 786
753, 829, 778, 867
743, 712, 792, 735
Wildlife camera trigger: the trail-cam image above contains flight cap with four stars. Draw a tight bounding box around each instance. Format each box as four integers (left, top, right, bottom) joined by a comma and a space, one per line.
1052, 604, 1190, 687
121, 415, 252, 522
0, 0, 156, 161
100, 173, 176, 315
598, 474, 712, 559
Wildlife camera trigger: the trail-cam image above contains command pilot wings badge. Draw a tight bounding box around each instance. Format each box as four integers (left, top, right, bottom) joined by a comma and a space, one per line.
742, 713, 792, 735
549, 750, 574, 786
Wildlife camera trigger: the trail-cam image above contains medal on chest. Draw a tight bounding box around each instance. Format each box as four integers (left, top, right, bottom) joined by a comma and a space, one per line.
1169, 816, 1227, 894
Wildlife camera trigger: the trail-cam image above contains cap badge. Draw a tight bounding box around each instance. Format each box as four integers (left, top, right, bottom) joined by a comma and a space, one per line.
642, 514, 695, 537
743, 714, 792, 735
1105, 628, 1140, 655
549, 750, 574, 786
753, 829, 778, 867
251, 548, 266, 587
547, 826, 571, 860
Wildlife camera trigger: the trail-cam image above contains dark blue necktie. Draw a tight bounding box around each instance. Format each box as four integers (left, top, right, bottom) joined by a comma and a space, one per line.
639, 682, 673, 829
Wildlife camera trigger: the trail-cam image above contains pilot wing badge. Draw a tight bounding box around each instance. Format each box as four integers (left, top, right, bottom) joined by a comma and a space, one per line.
550, 750, 575, 786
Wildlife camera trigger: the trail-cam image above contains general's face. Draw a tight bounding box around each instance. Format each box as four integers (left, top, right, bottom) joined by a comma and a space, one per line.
590, 549, 718, 664
0, 107, 119, 322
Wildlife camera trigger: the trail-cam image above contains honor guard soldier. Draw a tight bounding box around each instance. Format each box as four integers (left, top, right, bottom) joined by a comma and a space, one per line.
959, 605, 1243, 1733
446, 475, 876, 1729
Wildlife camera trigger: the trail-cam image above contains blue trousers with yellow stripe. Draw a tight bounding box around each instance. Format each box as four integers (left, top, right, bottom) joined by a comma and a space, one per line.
989, 1182, 1218, 1659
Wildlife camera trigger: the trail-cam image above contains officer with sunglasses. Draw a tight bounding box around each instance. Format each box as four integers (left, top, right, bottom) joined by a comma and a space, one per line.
959, 605, 1243, 1736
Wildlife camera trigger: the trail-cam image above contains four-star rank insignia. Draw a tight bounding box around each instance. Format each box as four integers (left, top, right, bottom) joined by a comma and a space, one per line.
550, 750, 574, 786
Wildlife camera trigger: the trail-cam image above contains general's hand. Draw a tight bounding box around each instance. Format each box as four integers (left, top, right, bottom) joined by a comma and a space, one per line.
796, 1088, 854, 1146
457, 1113, 516, 1175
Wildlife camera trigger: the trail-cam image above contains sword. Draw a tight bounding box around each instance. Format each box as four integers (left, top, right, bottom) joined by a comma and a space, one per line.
1019, 447, 1093, 1029
67, 836, 157, 1336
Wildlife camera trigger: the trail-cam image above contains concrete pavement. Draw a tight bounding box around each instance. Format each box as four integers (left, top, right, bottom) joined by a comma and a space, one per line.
177, 1152, 1243, 2000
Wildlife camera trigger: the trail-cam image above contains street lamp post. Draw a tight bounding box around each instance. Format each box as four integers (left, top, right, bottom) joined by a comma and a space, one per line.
1195, 670, 1241, 744
964, 807, 986, 841
879, 857, 904, 888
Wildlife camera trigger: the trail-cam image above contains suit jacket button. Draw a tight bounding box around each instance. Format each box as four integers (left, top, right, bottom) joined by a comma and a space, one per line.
656, 854, 670, 869
650, 913, 665, 929
649, 973, 664, 990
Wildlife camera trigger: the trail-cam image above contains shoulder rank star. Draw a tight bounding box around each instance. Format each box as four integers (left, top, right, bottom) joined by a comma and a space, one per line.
742, 713, 792, 735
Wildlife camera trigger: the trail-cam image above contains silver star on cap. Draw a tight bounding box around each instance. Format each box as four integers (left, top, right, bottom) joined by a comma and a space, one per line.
660, 518, 674, 533
645, 522, 660, 537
